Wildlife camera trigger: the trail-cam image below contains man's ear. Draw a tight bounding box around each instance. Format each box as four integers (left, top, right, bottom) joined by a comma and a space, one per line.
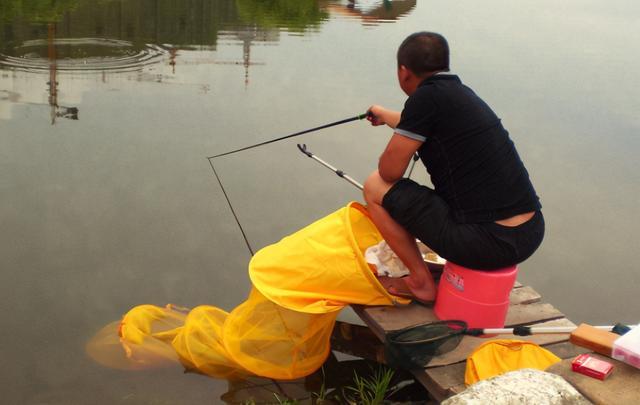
397, 64, 415, 95
397, 65, 411, 83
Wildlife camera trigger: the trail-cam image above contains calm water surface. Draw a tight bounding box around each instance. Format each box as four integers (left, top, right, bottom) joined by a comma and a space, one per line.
1, 0, 639, 403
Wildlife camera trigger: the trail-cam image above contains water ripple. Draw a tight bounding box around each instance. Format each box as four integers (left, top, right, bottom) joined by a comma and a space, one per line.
0, 38, 170, 73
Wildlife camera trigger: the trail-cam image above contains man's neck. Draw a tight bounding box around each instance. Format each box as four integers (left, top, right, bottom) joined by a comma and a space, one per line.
422, 69, 449, 79
403, 69, 452, 96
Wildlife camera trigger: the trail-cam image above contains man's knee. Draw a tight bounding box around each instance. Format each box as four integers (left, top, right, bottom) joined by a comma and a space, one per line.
363, 170, 395, 206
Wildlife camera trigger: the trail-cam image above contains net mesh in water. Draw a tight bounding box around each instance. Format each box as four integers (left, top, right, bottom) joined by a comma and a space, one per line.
384, 320, 468, 369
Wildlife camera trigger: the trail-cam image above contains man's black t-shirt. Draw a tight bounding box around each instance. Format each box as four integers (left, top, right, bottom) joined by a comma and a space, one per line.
395, 73, 541, 223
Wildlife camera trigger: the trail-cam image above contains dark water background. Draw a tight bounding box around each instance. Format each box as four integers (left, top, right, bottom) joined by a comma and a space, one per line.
1, 0, 639, 403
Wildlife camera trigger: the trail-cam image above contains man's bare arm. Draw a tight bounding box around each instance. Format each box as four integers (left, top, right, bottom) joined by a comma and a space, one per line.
378, 133, 422, 183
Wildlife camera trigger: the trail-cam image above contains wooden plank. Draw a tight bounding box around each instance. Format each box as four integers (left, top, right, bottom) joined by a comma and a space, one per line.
422, 362, 467, 401
353, 300, 565, 342
352, 304, 438, 340
420, 341, 589, 403
509, 285, 541, 305
341, 315, 582, 401
504, 302, 565, 326
351, 285, 568, 402
352, 284, 546, 339
543, 341, 591, 360
329, 321, 582, 370
418, 319, 578, 398
547, 354, 640, 404
450, 384, 467, 396
410, 367, 454, 403
330, 321, 386, 364
425, 318, 575, 368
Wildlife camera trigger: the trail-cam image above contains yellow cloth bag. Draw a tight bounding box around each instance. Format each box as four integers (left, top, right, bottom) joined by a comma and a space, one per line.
464, 339, 561, 385
87, 202, 406, 380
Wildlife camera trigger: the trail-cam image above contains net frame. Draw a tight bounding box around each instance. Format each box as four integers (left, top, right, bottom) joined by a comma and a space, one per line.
384, 320, 468, 369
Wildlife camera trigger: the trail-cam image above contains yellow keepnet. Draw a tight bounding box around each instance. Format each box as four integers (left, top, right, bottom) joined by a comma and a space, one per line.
250, 201, 406, 312
87, 202, 408, 380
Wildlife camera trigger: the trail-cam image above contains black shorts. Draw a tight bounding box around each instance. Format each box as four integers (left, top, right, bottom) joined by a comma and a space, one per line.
381, 179, 545, 270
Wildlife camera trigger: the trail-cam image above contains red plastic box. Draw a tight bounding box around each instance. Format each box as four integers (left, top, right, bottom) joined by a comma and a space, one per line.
571, 354, 614, 380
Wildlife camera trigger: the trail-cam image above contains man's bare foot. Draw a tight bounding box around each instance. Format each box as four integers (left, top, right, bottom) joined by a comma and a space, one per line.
405, 275, 437, 303
378, 275, 437, 304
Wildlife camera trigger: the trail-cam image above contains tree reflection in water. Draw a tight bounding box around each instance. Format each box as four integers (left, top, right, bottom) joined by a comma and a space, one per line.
0, 2, 422, 400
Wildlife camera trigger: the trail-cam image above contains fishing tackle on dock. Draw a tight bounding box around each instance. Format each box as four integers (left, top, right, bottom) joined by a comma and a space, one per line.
384, 320, 635, 370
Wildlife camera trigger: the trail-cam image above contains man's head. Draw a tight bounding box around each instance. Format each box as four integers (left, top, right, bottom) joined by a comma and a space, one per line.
396, 32, 449, 94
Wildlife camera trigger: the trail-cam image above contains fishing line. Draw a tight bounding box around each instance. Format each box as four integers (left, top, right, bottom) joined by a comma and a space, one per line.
207, 112, 369, 257
207, 158, 254, 256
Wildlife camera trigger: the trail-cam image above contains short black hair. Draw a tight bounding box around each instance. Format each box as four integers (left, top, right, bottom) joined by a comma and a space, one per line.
397, 32, 449, 75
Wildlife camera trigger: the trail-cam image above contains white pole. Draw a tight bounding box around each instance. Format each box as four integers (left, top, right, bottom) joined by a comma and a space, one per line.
298, 144, 364, 190
482, 325, 635, 335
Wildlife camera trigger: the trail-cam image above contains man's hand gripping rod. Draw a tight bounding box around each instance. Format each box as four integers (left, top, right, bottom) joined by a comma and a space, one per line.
297, 144, 363, 190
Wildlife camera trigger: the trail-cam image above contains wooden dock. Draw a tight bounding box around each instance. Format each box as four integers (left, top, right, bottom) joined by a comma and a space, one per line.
331, 282, 591, 402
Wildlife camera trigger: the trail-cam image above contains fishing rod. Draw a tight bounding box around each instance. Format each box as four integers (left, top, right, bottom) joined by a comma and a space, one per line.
209, 113, 414, 257
207, 112, 370, 160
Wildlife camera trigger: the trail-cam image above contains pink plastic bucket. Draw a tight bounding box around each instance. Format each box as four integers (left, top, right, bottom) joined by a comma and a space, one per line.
434, 262, 517, 328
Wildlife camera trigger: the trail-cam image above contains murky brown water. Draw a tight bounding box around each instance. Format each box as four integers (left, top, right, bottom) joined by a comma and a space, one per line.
1, 0, 639, 403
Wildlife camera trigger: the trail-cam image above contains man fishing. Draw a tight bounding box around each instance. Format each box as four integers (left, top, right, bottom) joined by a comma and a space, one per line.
364, 32, 544, 304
